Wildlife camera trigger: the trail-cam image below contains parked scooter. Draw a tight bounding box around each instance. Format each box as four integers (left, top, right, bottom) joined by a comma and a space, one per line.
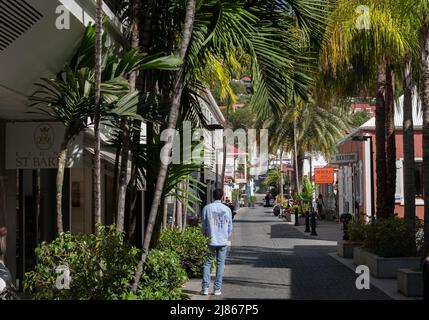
0, 260, 20, 300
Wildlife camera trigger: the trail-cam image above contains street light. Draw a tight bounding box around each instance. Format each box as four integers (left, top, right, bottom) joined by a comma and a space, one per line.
351, 135, 375, 222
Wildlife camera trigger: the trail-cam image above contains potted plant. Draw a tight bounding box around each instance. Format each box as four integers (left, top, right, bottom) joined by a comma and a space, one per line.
338, 219, 366, 259
353, 217, 421, 279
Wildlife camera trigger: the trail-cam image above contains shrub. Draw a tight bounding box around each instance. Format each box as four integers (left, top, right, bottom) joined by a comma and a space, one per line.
137, 249, 188, 300
158, 227, 210, 278
24, 225, 188, 300
24, 225, 139, 300
364, 217, 414, 257
346, 219, 367, 242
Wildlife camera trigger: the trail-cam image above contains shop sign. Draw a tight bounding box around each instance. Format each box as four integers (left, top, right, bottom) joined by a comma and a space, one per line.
5, 122, 83, 169
330, 153, 358, 164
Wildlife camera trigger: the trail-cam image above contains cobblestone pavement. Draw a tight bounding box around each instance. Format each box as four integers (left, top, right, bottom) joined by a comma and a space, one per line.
208, 205, 390, 300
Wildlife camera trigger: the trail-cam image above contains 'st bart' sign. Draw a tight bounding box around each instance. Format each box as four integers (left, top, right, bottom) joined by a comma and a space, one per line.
314, 167, 334, 184
5, 122, 83, 169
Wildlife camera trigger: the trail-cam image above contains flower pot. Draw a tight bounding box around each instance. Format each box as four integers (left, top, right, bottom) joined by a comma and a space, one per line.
397, 268, 423, 297
353, 246, 367, 265
355, 248, 421, 279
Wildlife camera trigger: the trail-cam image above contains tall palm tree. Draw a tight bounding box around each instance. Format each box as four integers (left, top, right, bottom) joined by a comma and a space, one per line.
402, 54, 416, 254
321, 0, 410, 218
420, 5, 429, 256
132, 0, 197, 292
93, 0, 103, 230
130, 0, 330, 291
116, 0, 142, 232
30, 25, 181, 235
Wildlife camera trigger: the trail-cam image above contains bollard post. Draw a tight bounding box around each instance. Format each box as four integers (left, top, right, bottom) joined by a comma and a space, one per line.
310, 211, 317, 236
424, 256, 429, 301
304, 211, 310, 232
294, 208, 299, 226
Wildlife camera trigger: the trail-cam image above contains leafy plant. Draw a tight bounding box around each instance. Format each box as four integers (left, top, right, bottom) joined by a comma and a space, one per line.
300, 177, 316, 203
346, 219, 367, 242
24, 225, 188, 300
158, 227, 210, 278
137, 249, 188, 300
364, 217, 415, 257
24, 225, 139, 300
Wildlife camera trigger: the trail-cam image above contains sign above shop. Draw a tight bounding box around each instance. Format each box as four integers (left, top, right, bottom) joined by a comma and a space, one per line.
330, 153, 358, 164
314, 167, 334, 184
5, 122, 83, 169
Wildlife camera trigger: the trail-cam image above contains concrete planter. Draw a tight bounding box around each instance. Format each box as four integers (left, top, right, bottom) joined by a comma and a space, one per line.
366, 252, 420, 279
397, 268, 423, 297
353, 246, 367, 265
337, 241, 363, 258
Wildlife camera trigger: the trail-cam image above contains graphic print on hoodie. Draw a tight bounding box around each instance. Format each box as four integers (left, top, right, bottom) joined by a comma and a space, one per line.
201, 200, 233, 246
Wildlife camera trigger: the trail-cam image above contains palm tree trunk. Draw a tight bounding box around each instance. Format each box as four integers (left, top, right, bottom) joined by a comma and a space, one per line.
420, 13, 429, 255
56, 139, 69, 235
162, 199, 168, 229
385, 66, 396, 218
112, 143, 121, 221
293, 119, 300, 193
375, 59, 387, 219
132, 0, 196, 293
117, 0, 141, 232
403, 53, 416, 255
128, 0, 152, 243
93, 0, 103, 230
176, 187, 183, 231
182, 183, 188, 231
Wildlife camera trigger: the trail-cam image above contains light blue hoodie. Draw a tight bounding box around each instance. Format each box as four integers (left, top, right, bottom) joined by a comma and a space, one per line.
201, 200, 233, 246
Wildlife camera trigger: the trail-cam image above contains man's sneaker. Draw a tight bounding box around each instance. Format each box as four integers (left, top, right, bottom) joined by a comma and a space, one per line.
213, 289, 222, 296
201, 288, 209, 295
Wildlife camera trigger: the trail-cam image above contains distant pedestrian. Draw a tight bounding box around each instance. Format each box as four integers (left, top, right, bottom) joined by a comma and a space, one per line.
201, 189, 233, 296
316, 194, 325, 219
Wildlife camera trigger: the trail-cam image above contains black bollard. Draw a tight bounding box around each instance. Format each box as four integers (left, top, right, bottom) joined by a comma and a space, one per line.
424, 256, 429, 301
294, 208, 299, 226
310, 211, 317, 236
304, 211, 310, 232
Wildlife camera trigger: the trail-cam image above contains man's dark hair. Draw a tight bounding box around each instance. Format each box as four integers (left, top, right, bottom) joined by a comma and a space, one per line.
213, 188, 224, 200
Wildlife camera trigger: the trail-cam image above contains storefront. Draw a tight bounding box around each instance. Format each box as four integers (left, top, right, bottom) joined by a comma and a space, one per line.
333, 95, 424, 221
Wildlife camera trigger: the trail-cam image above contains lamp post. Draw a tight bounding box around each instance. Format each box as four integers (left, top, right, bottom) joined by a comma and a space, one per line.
351, 135, 375, 222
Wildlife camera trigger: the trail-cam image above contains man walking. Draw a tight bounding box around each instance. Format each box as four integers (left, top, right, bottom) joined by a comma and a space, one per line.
201, 189, 233, 296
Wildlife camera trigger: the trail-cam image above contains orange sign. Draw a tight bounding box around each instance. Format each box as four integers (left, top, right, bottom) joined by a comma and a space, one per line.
314, 167, 334, 184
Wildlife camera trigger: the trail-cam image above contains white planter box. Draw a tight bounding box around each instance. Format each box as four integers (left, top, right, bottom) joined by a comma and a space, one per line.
353, 246, 367, 265
397, 268, 423, 297
366, 252, 420, 279
337, 241, 363, 258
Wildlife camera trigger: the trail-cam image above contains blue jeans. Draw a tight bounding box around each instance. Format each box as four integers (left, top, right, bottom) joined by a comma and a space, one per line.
202, 245, 227, 291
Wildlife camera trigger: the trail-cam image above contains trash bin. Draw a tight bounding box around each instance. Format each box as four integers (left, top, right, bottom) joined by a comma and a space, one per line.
340, 213, 353, 240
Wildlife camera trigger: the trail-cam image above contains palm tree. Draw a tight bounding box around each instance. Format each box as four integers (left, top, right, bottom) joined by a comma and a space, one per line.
130, 0, 330, 291
93, 0, 103, 229
30, 25, 181, 235
132, 0, 197, 293
402, 54, 416, 254
116, 0, 142, 232
321, 0, 410, 218
419, 5, 429, 255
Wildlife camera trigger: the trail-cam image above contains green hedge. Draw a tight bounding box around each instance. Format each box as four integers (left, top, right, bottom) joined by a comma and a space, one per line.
346, 217, 421, 258
24, 225, 187, 300
158, 227, 210, 278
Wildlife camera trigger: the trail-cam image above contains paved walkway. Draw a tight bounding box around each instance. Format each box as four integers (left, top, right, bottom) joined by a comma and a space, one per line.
186, 204, 390, 300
